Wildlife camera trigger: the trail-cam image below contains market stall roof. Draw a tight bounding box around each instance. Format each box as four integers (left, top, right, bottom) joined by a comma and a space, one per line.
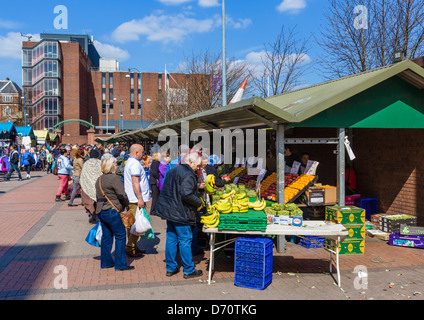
94, 130, 132, 144
16, 126, 35, 139
34, 130, 50, 144
115, 60, 424, 142
0, 121, 16, 134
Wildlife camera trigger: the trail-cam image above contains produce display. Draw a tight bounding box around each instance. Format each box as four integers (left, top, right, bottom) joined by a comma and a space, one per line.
237, 175, 257, 189
264, 203, 303, 217
229, 167, 247, 181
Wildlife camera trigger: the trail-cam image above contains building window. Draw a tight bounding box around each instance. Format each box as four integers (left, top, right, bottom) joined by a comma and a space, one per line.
138, 103, 141, 115
109, 103, 114, 115
102, 103, 106, 114
130, 89, 134, 103
2, 96, 13, 102
102, 72, 106, 86
2, 107, 12, 116
158, 73, 162, 89
138, 73, 142, 88
130, 103, 135, 115
109, 73, 113, 87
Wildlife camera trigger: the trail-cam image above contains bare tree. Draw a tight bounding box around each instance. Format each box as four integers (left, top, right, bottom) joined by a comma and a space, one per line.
318, 0, 424, 79
249, 26, 311, 97
146, 50, 252, 123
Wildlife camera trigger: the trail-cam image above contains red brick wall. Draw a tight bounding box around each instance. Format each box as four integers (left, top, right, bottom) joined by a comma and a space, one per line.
353, 129, 424, 224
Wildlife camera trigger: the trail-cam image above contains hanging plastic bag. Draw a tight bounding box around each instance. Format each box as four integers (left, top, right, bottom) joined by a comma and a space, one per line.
95, 222, 103, 246
130, 207, 151, 236
140, 208, 155, 240
85, 221, 101, 247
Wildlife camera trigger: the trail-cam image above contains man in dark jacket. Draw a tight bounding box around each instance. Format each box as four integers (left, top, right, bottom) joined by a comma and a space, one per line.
154, 151, 203, 279
5, 145, 22, 181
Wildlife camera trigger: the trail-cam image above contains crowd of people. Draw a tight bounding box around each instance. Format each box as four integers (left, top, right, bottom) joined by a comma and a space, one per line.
4, 140, 229, 278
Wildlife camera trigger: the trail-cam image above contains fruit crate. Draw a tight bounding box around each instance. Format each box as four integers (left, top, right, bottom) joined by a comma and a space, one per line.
234, 237, 273, 290
297, 235, 325, 249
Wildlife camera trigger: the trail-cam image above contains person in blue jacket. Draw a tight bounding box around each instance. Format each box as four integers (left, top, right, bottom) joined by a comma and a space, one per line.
21, 147, 35, 179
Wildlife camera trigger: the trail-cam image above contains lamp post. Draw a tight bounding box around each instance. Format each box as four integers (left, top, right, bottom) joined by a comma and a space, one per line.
113, 94, 124, 132
222, 0, 227, 107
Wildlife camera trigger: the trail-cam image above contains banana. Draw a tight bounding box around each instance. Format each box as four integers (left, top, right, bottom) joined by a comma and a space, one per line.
253, 200, 266, 211
236, 192, 247, 199
201, 213, 218, 224
220, 207, 233, 214
221, 192, 232, 199
248, 200, 261, 209
205, 218, 220, 229
203, 179, 216, 194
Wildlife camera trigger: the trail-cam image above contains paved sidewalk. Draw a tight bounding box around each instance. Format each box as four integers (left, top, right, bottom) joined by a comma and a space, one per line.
1, 173, 424, 301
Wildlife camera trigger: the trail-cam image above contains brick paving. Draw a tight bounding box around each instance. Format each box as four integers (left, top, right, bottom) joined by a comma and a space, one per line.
1, 173, 424, 302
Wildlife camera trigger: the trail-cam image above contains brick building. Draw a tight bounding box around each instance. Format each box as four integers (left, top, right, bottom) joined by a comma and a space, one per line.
21, 33, 192, 144
0, 78, 23, 125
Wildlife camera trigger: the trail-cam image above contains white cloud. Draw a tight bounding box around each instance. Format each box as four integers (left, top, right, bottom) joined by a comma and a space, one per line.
0, 19, 22, 29
277, 0, 307, 14
111, 14, 216, 44
240, 50, 311, 77
0, 32, 40, 59
157, 0, 193, 5
110, 12, 251, 45
93, 40, 130, 61
198, 0, 220, 7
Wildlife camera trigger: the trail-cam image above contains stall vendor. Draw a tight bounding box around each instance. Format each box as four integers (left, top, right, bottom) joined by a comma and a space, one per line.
203, 154, 230, 188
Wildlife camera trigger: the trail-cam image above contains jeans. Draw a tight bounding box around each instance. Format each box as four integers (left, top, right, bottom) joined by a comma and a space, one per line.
98, 208, 129, 270
165, 221, 196, 275
6, 163, 22, 180
57, 174, 69, 196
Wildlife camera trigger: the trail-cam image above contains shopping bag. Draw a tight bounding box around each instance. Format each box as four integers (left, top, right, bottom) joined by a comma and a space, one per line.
95, 222, 102, 246
130, 207, 152, 236
140, 208, 155, 240
85, 221, 101, 247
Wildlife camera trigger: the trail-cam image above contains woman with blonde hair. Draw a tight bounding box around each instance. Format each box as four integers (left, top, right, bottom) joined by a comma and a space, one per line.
95, 156, 134, 271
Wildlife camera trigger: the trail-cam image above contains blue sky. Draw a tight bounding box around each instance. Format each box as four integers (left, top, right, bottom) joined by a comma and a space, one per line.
0, 0, 330, 91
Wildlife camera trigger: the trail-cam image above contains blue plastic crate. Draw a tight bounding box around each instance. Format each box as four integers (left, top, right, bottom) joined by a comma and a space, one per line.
297, 236, 325, 249
354, 198, 378, 221
234, 237, 273, 290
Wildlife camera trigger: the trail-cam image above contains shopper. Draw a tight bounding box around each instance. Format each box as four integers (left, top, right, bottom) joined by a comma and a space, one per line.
5, 145, 22, 181
155, 152, 204, 279
149, 152, 161, 215
124, 144, 151, 257
20, 147, 35, 179
95, 156, 134, 271
158, 152, 171, 191
55, 149, 73, 202
46, 151, 53, 174
80, 149, 102, 223
68, 149, 84, 207
163, 144, 189, 182
39, 146, 47, 171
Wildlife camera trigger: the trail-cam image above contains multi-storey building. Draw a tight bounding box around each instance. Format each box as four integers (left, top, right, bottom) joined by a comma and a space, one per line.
0, 78, 23, 125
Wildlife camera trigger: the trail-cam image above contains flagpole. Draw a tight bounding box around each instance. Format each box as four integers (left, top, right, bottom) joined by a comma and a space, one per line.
222, 0, 227, 107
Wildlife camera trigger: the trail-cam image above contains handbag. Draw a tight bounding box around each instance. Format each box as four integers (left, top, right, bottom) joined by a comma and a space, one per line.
99, 176, 135, 229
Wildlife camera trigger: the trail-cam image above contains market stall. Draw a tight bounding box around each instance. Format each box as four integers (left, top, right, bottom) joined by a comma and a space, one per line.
108, 60, 424, 286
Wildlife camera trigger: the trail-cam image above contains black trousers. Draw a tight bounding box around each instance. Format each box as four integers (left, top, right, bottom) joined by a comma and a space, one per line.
150, 184, 160, 215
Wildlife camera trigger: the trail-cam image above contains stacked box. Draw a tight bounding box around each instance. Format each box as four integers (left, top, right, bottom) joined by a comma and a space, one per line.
219, 212, 268, 232
389, 233, 424, 249
234, 237, 273, 290
325, 206, 365, 255
380, 215, 417, 233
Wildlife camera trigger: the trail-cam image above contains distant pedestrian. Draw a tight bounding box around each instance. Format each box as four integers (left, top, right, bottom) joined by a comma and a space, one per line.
20, 147, 35, 179
95, 156, 134, 271
80, 149, 102, 223
149, 152, 161, 215
55, 149, 73, 202
68, 149, 84, 207
155, 151, 204, 279
123, 144, 151, 257
5, 145, 22, 181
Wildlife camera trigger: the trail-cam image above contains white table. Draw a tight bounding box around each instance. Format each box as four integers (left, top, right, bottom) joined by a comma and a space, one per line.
203, 221, 349, 287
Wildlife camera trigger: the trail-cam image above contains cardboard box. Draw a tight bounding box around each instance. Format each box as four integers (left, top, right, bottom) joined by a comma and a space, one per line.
345, 224, 366, 240
315, 184, 337, 204
325, 239, 365, 255
366, 229, 390, 241
380, 215, 417, 233
389, 233, 424, 249
345, 194, 361, 205
325, 206, 365, 225
305, 187, 325, 205
399, 224, 424, 236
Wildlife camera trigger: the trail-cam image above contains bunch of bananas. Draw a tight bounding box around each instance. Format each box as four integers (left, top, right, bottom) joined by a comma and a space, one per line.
248, 198, 267, 211
203, 175, 216, 194
200, 208, 220, 229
